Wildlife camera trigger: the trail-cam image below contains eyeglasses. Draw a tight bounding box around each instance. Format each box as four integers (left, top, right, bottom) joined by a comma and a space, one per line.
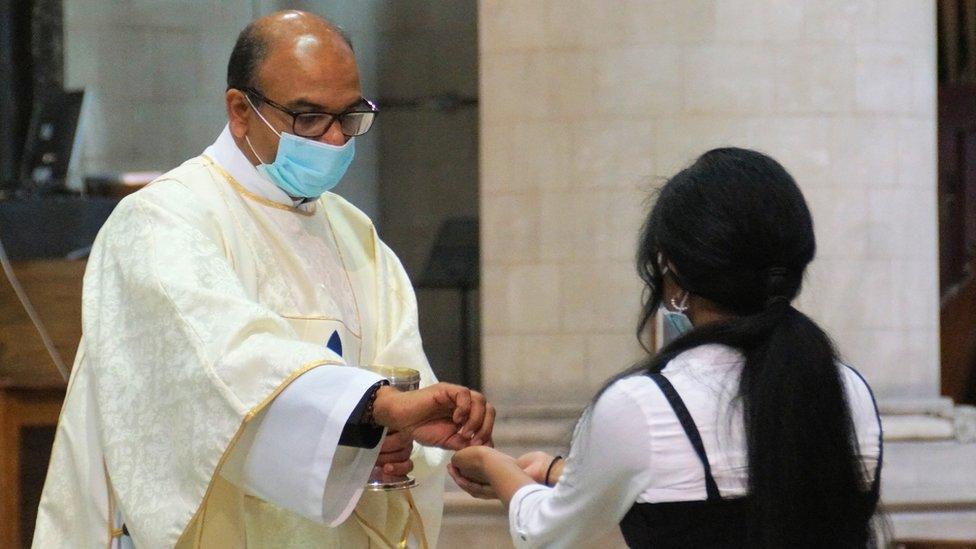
241, 87, 378, 138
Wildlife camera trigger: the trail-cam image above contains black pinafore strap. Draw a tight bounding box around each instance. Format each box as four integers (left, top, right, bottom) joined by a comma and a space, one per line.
648, 372, 722, 502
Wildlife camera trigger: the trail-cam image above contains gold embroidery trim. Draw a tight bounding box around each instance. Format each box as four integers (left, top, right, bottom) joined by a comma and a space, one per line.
354, 510, 398, 549
279, 313, 364, 340
405, 490, 430, 549
351, 489, 429, 549
201, 154, 317, 216
321, 199, 367, 366
173, 357, 343, 547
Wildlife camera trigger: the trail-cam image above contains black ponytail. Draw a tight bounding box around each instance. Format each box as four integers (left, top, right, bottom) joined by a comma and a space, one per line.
606, 148, 877, 546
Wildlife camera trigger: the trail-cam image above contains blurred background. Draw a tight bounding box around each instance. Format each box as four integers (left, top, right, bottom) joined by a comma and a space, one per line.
1, 1, 975, 547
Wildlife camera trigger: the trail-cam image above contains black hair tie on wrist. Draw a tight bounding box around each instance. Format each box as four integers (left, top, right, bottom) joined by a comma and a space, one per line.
545, 456, 564, 487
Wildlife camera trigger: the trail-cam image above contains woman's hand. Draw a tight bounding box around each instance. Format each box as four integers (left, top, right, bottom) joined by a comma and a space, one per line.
450, 446, 538, 507
451, 445, 507, 484
516, 451, 556, 485
372, 383, 495, 450
448, 463, 497, 499
449, 446, 511, 500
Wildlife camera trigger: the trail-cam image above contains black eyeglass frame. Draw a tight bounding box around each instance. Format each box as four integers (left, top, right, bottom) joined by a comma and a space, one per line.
240, 86, 379, 138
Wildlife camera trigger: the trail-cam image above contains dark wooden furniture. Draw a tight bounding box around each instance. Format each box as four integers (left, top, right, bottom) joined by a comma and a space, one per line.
0, 260, 82, 548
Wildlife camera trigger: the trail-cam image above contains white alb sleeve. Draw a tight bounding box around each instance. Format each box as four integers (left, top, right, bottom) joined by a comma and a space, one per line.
220, 364, 386, 525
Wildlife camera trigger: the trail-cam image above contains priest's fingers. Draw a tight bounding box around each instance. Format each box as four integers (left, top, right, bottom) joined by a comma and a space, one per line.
460, 391, 487, 440
376, 446, 413, 466
470, 403, 495, 447
380, 430, 412, 453
382, 458, 414, 477
450, 386, 472, 425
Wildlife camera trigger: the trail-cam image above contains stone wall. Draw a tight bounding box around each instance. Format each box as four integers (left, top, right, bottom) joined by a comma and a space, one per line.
479, 0, 939, 406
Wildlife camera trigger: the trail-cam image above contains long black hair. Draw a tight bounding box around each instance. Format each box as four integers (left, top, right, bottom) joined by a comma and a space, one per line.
614, 148, 877, 546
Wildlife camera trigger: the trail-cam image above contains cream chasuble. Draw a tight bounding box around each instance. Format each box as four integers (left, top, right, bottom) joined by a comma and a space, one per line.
32, 142, 448, 547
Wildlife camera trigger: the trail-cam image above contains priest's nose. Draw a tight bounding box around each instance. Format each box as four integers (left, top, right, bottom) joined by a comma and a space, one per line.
320, 121, 348, 147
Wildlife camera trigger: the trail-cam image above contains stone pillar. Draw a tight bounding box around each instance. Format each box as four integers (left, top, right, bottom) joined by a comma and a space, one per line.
474, 1, 975, 544
480, 0, 938, 406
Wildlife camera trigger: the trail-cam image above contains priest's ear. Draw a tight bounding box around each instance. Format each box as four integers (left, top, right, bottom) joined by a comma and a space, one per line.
226, 88, 252, 140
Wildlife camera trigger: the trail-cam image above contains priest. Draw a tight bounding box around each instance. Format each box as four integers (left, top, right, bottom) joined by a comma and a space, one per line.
32, 10, 494, 548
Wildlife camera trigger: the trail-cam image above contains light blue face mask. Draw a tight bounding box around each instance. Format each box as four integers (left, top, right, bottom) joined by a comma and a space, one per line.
659, 255, 694, 344
245, 96, 355, 200
661, 295, 694, 345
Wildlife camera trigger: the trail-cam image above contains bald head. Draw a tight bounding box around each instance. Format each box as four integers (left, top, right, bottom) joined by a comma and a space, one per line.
226, 10, 353, 92
224, 10, 366, 163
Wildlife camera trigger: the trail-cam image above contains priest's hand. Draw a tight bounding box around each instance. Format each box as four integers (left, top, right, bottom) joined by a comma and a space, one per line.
374, 430, 414, 477
372, 383, 495, 451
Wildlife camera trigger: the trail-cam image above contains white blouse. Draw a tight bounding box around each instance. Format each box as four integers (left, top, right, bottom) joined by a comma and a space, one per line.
508, 344, 882, 548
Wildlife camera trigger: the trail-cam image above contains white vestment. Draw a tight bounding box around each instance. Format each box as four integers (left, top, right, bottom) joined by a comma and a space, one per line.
33, 129, 448, 548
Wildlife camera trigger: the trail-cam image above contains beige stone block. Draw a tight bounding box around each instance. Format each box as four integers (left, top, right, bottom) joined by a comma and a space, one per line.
479, 53, 547, 123
835, 328, 939, 399
875, 0, 936, 46
593, 46, 683, 116
748, 116, 832, 186
826, 116, 901, 188
481, 121, 574, 194
543, 0, 717, 48
518, 333, 590, 398
481, 334, 520, 398
801, 184, 870, 259
622, 0, 718, 45
890, 259, 939, 330
539, 190, 601, 262
855, 44, 929, 113
480, 266, 508, 336
506, 264, 563, 333
866, 187, 938, 260
479, 0, 548, 53
572, 120, 656, 190
584, 332, 647, 390
773, 45, 857, 113
481, 192, 542, 265
894, 118, 937, 188
802, 0, 879, 44
541, 0, 615, 48
856, 259, 908, 330
651, 116, 759, 175
560, 263, 643, 333
682, 45, 775, 113
796, 257, 871, 337
481, 334, 590, 404
596, 188, 651, 262
715, 0, 803, 43
536, 50, 599, 120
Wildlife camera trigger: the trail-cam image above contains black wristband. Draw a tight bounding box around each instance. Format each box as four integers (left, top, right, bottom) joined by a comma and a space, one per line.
362, 379, 391, 427
545, 456, 563, 487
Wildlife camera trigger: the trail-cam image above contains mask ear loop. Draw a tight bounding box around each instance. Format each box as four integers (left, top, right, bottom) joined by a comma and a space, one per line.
243, 93, 281, 165
657, 253, 689, 312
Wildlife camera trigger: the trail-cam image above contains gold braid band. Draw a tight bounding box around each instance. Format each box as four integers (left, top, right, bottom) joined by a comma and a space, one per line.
353, 490, 429, 549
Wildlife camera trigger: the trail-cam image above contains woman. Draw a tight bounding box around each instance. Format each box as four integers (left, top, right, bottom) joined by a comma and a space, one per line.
450, 148, 882, 548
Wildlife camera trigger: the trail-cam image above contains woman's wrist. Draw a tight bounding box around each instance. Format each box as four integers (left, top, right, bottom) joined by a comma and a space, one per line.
544, 456, 564, 486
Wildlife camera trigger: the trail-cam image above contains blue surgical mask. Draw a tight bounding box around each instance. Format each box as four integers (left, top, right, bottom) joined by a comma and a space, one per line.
245, 96, 355, 199
661, 306, 694, 344
659, 256, 694, 344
